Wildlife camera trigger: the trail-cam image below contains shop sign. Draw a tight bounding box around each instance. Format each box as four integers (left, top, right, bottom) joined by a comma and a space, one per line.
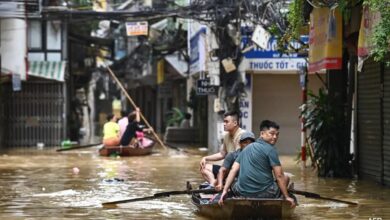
239, 74, 252, 131
12, 73, 21, 91
358, 6, 380, 57
357, 6, 381, 71
189, 27, 206, 74
308, 7, 342, 73
242, 59, 307, 71
196, 78, 217, 96
126, 21, 148, 36
241, 35, 308, 72
251, 25, 271, 49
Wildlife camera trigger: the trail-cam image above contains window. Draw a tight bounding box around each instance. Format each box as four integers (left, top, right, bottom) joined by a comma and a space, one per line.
46, 21, 61, 50
27, 20, 42, 49
28, 52, 45, 60
47, 52, 61, 61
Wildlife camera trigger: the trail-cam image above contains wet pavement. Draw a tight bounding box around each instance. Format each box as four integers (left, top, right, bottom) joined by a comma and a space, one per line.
0, 145, 389, 219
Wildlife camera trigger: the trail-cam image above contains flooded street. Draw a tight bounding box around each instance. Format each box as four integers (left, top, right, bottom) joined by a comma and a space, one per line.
0, 145, 389, 219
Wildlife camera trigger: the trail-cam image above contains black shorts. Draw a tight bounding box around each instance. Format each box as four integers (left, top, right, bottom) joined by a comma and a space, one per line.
212, 164, 221, 178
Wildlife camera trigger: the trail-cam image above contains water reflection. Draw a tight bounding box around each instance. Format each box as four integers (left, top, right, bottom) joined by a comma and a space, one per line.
0, 148, 389, 219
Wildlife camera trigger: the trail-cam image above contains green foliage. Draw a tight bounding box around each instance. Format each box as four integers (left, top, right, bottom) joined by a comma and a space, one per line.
166, 107, 184, 127
69, 20, 99, 35
68, 0, 93, 10
301, 88, 352, 177
277, 0, 309, 56
295, 141, 315, 166
284, 0, 389, 64
287, 0, 304, 39
337, 0, 362, 23
364, 0, 390, 64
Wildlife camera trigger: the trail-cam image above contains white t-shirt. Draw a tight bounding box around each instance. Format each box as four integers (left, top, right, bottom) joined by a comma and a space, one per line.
222, 127, 244, 153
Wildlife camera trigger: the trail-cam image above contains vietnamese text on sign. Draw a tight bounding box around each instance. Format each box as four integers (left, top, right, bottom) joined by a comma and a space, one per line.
196, 79, 217, 95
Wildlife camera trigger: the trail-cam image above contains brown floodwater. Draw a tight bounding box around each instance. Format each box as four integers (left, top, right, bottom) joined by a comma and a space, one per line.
0, 145, 389, 219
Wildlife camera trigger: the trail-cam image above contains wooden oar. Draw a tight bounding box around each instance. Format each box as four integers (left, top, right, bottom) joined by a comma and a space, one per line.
102, 188, 216, 208
145, 135, 188, 153
56, 143, 102, 152
290, 189, 358, 205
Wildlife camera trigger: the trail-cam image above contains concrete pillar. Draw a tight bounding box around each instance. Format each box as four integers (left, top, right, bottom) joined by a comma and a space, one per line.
208, 95, 225, 153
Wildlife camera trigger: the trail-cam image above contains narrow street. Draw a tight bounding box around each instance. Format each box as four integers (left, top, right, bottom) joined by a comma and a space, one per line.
1, 1, 390, 219
0, 145, 389, 219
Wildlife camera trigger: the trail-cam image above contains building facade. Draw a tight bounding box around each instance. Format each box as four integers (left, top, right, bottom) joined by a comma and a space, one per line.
240, 36, 324, 155
0, 1, 68, 148
357, 56, 390, 185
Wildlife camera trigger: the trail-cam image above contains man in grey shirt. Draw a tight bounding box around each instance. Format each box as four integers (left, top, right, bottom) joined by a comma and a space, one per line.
215, 131, 255, 191
219, 120, 296, 208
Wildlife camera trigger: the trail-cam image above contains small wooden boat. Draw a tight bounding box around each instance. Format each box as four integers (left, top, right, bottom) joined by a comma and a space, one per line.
192, 192, 297, 219
99, 137, 155, 156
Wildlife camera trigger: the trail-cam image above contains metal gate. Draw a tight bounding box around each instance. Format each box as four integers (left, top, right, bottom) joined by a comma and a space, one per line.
384, 63, 390, 185
0, 83, 4, 147
2, 80, 66, 147
357, 57, 382, 182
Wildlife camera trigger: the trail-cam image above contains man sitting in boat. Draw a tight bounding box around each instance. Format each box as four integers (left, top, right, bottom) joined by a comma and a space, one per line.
102, 113, 120, 146
199, 111, 244, 188
120, 107, 152, 147
218, 120, 296, 208
215, 131, 255, 191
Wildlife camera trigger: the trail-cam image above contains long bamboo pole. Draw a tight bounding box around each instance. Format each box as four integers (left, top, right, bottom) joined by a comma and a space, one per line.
106, 66, 167, 150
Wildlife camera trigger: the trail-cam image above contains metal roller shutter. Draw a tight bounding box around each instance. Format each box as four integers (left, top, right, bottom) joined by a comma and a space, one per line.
3, 80, 66, 147
357, 57, 382, 182
0, 84, 4, 147
384, 62, 390, 185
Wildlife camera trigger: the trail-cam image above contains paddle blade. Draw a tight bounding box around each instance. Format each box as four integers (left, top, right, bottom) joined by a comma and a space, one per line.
290, 189, 358, 206
102, 194, 168, 208
56, 143, 102, 152
101, 188, 216, 207
102, 203, 118, 209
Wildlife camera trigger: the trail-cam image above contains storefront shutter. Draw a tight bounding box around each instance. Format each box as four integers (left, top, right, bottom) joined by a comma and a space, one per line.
3, 80, 66, 147
357, 57, 382, 182
383, 61, 390, 185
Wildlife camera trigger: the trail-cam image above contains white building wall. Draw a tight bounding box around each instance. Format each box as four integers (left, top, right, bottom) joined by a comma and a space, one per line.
0, 19, 27, 79
251, 73, 324, 155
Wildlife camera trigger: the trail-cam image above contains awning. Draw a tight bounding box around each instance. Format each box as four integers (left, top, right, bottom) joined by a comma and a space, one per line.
164, 53, 188, 79
28, 61, 67, 82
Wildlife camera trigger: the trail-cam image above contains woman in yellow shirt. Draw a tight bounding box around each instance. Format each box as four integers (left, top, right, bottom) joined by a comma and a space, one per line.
103, 113, 120, 146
